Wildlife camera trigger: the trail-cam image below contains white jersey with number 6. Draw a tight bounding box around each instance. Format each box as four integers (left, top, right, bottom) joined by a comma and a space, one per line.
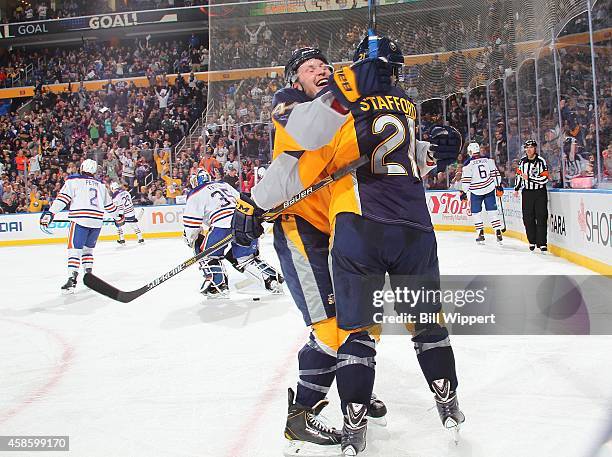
182, 181, 239, 241
49, 175, 119, 228
461, 157, 500, 196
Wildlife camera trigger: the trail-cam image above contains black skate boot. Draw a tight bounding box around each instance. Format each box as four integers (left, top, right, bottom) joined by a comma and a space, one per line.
475, 229, 485, 245
117, 239, 125, 245
341, 403, 368, 456
529, 244, 536, 251
432, 379, 465, 444
539, 245, 548, 253
264, 273, 285, 295
496, 229, 503, 244
367, 393, 387, 426
138, 238, 145, 244
61, 271, 78, 292
200, 281, 230, 299
284, 388, 341, 455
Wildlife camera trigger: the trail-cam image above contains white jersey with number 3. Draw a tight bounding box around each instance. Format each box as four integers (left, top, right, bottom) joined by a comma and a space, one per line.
49, 174, 119, 228
461, 157, 500, 196
182, 181, 239, 241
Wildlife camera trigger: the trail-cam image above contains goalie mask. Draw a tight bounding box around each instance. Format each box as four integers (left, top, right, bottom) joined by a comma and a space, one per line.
190, 168, 211, 188
284, 47, 331, 86
354, 35, 404, 81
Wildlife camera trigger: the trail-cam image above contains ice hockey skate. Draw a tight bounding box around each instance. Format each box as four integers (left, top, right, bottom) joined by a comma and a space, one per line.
475, 229, 485, 245
432, 379, 465, 444
61, 271, 78, 292
496, 229, 503, 244
341, 403, 368, 456
200, 281, 230, 299
367, 393, 388, 426
284, 388, 342, 457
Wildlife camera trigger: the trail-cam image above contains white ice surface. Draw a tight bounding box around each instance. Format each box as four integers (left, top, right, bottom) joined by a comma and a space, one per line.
0, 231, 610, 457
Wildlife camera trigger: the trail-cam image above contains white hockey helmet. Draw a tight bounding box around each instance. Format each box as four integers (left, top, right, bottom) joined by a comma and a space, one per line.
467, 142, 480, 157
110, 181, 121, 192
81, 158, 98, 175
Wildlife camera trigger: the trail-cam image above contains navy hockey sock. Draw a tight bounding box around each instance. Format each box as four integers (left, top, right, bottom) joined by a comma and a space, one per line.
295, 335, 337, 408
413, 326, 458, 391
336, 331, 376, 411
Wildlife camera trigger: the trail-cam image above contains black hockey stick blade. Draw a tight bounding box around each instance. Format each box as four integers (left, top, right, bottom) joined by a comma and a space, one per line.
84, 233, 233, 303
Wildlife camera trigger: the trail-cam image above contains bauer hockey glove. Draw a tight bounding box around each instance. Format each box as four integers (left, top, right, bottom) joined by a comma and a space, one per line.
495, 185, 504, 197
459, 191, 468, 201
328, 58, 391, 108
232, 193, 265, 247
39, 210, 54, 227
429, 125, 463, 173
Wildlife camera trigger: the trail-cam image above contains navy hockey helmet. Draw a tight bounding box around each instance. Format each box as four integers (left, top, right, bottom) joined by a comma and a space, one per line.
284, 47, 330, 86
190, 168, 211, 188
354, 35, 404, 80
524, 139, 537, 148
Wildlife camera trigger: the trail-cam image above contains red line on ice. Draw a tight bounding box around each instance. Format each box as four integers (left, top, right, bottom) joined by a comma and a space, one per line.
224, 329, 307, 457
0, 319, 74, 425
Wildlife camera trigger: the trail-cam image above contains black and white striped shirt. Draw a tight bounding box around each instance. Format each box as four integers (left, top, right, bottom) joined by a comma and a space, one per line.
514, 154, 549, 191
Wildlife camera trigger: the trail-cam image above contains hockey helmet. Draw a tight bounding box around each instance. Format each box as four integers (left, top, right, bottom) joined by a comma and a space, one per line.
467, 142, 481, 157
524, 139, 537, 148
81, 158, 98, 175
190, 168, 211, 188
110, 181, 121, 192
354, 35, 404, 80
284, 47, 331, 86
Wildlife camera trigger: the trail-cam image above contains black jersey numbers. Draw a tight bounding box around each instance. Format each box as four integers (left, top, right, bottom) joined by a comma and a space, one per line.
370, 114, 419, 179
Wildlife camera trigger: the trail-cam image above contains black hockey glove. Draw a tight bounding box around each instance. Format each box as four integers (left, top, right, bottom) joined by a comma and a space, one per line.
459, 191, 468, 201
232, 193, 265, 247
115, 214, 125, 227
429, 125, 463, 173
40, 210, 54, 227
328, 58, 391, 108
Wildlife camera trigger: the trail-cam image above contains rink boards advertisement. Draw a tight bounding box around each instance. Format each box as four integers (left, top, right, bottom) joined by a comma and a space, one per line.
0, 191, 610, 273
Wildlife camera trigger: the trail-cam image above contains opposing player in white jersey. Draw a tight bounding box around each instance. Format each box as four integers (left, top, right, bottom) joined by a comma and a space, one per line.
110, 182, 144, 245
460, 142, 504, 244
182, 168, 284, 298
40, 159, 124, 291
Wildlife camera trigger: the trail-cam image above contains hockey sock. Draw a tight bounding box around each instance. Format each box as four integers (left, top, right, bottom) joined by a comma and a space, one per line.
67, 248, 81, 275
472, 211, 484, 232
296, 333, 337, 408
82, 247, 94, 271
487, 210, 502, 230
117, 226, 125, 241
130, 223, 143, 240
413, 326, 458, 391
336, 331, 376, 411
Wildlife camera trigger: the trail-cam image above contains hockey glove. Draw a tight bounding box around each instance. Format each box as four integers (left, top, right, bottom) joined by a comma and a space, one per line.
495, 185, 504, 197
232, 193, 265, 247
40, 211, 54, 227
429, 125, 463, 173
459, 191, 468, 201
115, 214, 125, 227
183, 230, 195, 248
328, 58, 391, 108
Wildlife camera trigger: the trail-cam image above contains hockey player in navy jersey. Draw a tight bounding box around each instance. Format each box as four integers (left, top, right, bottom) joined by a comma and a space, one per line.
183, 168, 283, 298
40, 159, 124, 291
460, 142, 504, 244
110, 182, 144, 245
233, 36, 464, 454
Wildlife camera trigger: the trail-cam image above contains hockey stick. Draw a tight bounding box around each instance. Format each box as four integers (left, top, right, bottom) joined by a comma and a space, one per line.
367, 0, 378, 58
495, 175, 507, 233
83, 155, 370, 303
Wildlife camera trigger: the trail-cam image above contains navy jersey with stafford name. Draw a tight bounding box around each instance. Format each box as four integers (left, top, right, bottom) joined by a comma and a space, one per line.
328, 85, 433, 231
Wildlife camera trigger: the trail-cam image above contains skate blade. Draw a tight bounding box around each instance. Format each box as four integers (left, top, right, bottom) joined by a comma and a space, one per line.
476, 241, 485, 245
367, 415, 387, 427
61, 288, 76, 295
284, 440, 342, 457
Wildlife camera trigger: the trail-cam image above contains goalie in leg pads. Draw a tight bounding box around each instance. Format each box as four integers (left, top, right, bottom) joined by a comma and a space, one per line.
183, 168, 283, 298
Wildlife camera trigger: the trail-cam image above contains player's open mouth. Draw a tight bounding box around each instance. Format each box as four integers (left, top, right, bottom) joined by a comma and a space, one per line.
316, 78, 328, 87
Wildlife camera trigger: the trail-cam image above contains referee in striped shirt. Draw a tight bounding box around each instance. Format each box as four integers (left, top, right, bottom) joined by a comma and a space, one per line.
514, 139, 549, 252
